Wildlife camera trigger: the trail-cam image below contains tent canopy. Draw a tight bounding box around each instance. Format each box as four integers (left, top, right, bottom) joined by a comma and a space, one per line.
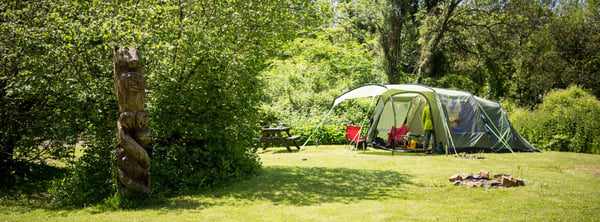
333, 84, 436, 106
332, 84, 538, 154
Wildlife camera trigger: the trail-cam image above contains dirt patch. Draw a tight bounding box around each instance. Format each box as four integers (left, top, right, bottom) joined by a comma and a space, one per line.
574, 166, 600, 177
455, 154, 485, 159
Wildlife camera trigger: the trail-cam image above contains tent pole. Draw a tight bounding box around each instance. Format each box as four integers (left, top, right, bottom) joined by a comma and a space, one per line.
432, 92, 459, 156
384, 89, 397, 156
354, 97, 377, 152
300, 106, 334, 150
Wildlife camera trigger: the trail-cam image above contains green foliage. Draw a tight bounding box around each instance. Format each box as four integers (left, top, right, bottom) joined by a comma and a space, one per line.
290, 124, 346, 145
2, 0, 324, 206
49, 109, 118, 206
149, 80, 263, 193
139, 0, 322, 196
510, 86, 600, 154
0, 0, 111, 180
434, 0, 600, 105
260, 29, 384, 144
48, 148, 115, 207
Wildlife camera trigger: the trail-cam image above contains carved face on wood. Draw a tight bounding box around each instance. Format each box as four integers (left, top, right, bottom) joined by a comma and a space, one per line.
114, 47, 145, 112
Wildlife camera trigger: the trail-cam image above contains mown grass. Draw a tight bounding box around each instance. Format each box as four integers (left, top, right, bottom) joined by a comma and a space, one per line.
2, 145, 600, 221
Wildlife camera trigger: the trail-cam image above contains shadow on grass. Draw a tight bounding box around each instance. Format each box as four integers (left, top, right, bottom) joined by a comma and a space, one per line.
357, 150, 429, 157
1, 161, 412, 211
256, 147, 300, 154
162, 166, 413, 209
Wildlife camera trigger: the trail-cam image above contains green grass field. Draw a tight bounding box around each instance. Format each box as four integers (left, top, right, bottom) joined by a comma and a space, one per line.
2, 145, 600, 221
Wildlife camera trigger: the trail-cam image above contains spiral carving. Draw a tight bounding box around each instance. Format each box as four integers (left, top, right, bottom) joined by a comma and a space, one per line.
113, 47, 150, 196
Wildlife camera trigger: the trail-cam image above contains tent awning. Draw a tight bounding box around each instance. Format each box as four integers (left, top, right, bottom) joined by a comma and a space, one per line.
333, 84, 437, 107
333, 84, 388, 106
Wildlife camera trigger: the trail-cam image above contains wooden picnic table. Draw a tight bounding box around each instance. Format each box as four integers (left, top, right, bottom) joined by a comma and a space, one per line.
254, 126, 300, 152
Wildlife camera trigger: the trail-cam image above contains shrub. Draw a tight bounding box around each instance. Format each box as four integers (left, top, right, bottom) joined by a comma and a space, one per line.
267, 99, 375, 147
510, 86, 600, 154
147, 69, 263, 194
259, 29, 386, 145
291, 124, 346, 146
49, 136, 117, 207
41, 0, 322, 207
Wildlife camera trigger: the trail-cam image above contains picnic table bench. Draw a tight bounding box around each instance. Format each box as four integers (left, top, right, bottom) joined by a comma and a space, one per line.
254, 126, 300, 152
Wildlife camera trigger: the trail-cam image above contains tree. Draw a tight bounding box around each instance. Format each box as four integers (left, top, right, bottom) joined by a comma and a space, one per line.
379, 0, 420, 83
547, 0, 600, 99
435, 0, 600, 106
415, 0, 462, 83
261, 29, 386, 129
133, 0, 323, 194
1, 0, 324, 205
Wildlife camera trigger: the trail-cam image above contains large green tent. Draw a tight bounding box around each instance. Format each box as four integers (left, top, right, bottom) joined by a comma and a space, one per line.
332, 84, 538, 154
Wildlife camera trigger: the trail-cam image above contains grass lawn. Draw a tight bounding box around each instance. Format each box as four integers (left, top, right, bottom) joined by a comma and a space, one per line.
2, 145, 600, 221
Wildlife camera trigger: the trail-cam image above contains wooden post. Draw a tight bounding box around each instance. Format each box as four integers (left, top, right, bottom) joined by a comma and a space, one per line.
113, 46, 150, 196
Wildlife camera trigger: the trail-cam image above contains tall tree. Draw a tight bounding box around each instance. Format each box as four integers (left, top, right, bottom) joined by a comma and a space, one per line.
432, 0, 562, 103
548, 0, 600, 98
379, 0, 419, 83
415, 0, 461, 83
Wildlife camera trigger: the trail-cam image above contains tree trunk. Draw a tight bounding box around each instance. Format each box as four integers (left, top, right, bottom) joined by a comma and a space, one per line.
382, 14, 404, 84
380, 0, 418, 83
416, 0, 461, 83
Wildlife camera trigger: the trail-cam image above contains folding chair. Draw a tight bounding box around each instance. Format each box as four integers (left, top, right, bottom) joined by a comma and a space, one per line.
345, 125, 366, 150
388, 125, 408, 148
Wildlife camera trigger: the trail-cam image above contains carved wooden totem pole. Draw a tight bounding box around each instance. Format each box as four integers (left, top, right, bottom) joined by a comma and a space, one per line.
113, 47, 150, 196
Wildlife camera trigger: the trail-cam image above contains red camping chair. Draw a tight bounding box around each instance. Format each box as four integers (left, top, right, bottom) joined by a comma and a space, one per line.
345, 125, 366, 150
388, 125, 408, 147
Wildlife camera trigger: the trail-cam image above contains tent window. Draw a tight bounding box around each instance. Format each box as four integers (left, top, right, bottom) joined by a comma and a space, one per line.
439, 96, 484, 134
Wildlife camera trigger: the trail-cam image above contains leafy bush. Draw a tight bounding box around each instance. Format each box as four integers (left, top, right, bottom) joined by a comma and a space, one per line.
31, 0, 324, 207
49, 134, 117, 207
148, 77, 262, 194
0, 0, 112, 181
510, 86, 600, 154
291, 124, 346, 146
260, 29, 385, 145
